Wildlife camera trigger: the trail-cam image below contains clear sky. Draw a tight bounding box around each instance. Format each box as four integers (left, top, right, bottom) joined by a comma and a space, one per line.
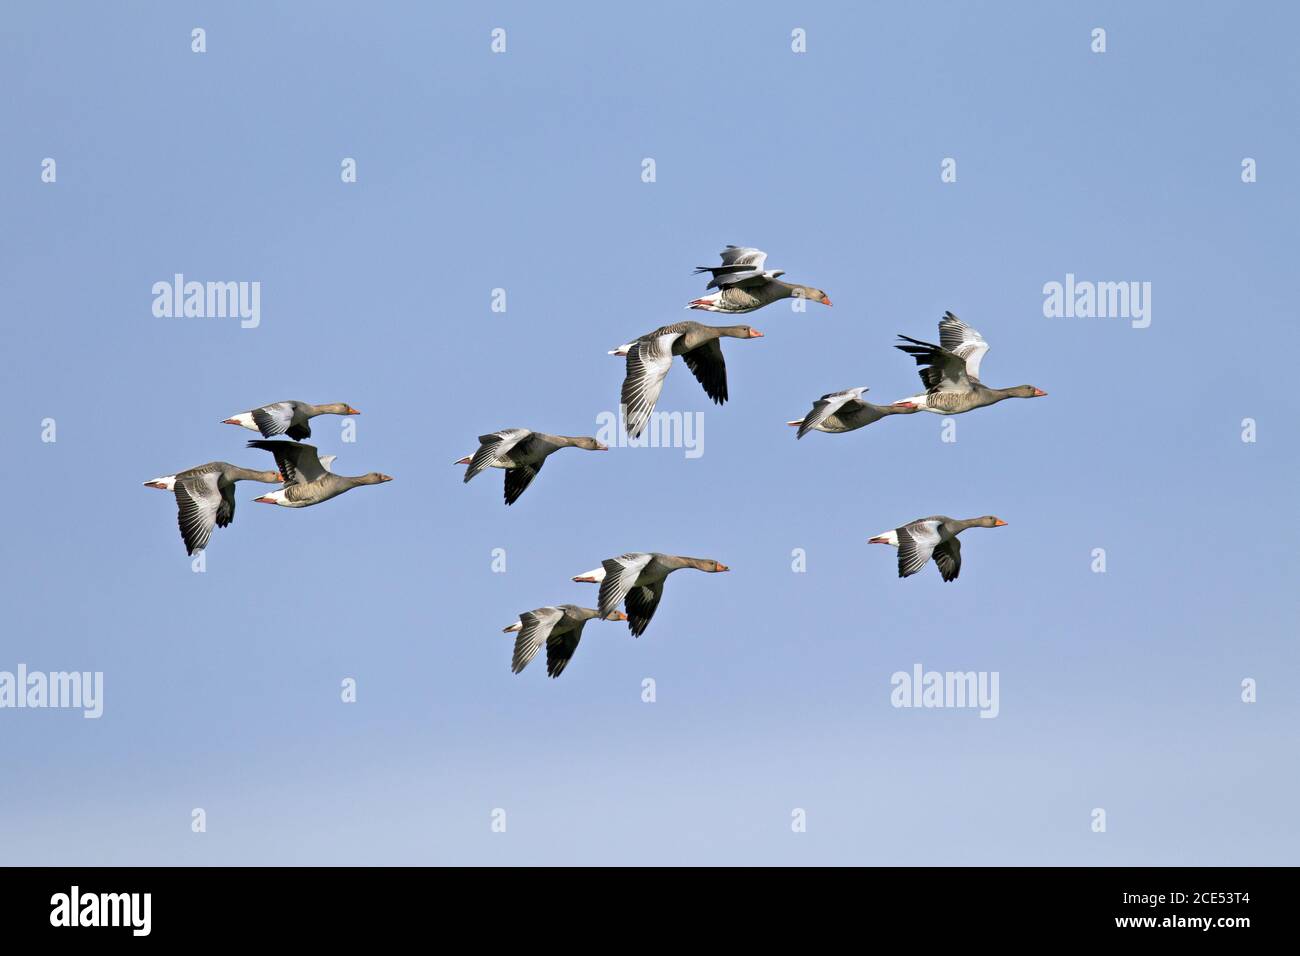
2, 2, 1296, 865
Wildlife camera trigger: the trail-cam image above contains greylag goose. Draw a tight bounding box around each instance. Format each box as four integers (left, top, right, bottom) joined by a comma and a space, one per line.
787, 387, 918, 438
501, 605, 628, 678
245, 441, 391, 507
456, 430, 607, 505
894, 312, 1045, 414
572, 553, 729, 636
610, 321, 763, 437
869, 515, 1007, 582
688, 246, 831, 314
142, 462, 282, 555
223, 401, 360, 441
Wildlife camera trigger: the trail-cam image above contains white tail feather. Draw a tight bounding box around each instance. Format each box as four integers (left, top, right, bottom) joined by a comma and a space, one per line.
223, 411, 259, 431
687, 292, 723, 311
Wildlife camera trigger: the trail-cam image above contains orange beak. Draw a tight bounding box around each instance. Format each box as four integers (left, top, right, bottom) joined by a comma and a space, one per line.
253, 495, 275, 504
1032, 389, 1046, 397
714, 563, 730, 572
607, 611, 628, 622
222, 418, 241, 425
748, 329, 764, 338
993, 519, 1008, 527
277, 472, 285, 482
347, 407, 361, 415
820, 295, 832, 306
573, 575, 599, 583
868, 536, 890, 544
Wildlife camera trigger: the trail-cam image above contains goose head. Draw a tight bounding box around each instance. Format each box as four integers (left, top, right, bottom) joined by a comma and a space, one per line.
791, 286, 832, 307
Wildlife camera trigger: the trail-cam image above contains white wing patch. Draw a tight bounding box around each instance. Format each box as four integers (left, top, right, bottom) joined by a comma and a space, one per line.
798, 387, 867, 438
464, 428, 531, 482
596, 553, 655, 618
512, 607, 564, 674
896, 521, 943, 578
938, 313, 990, 381
621, 334, 679, 437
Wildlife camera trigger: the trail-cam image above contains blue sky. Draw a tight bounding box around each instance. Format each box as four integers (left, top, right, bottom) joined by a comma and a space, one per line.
1, 1, 1296, 865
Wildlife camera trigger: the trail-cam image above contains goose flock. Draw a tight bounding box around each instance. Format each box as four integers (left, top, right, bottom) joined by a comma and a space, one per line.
144, 399, 392, 555
139, 248, 1046, 680
466, 247, 1048, 679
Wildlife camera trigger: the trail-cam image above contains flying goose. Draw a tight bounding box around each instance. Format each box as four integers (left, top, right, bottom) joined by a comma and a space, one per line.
501, 605, 629, 678
143, 462, 282, 555
688, 246, 831, 314
223, 401, 360, 441
787, 387, 919, 438
572, 553, 729, 636
869, 515, 1007, 581
610, 321, 763, 437
894, 312, 1046, 414
456, 430, 607, 505
245, 441, 391, 507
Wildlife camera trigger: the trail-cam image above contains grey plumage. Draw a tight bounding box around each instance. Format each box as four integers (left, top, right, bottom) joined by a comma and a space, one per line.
505, 605, 622, 678
688, 247, 831, 314
872, 515, 1007, 582
460, 429, 606, 505
246, 441, 392, 508
617, 321, 762, 437
693, 246, 771, 289
895, 312, 1045, 414
144, 461, 281, 555
584, 552, 729, 636
226, 400, 360, 441
791, 386, 919, 438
